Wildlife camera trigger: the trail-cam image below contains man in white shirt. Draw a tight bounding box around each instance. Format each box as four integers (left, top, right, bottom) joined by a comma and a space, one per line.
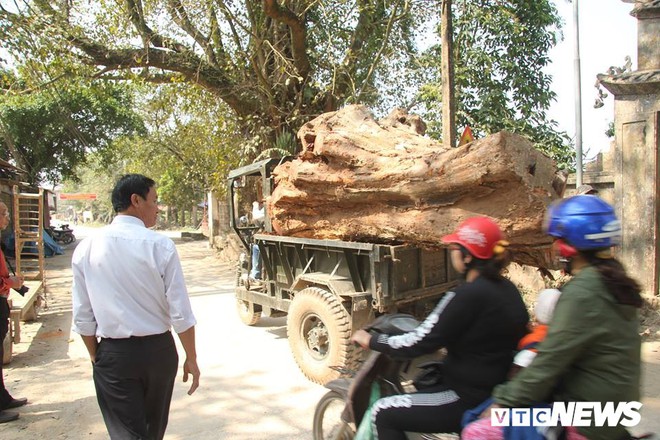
72, 174, 200, 440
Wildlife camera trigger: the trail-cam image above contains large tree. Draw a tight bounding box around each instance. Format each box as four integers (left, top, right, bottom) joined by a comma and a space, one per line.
1, 0, 574, 171
0, 69, 145, 184
1, 0, 423, 154
416, 0, 574, 169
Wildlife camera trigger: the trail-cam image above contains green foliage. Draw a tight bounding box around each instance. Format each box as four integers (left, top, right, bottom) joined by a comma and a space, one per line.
3, 0, 575, 197
1, 0, 423, 160
108, 84, 241, 206
416, 0, 574, 170
605, 121, 614, 139
0, 72, 145, 184
61, 153, 125, 223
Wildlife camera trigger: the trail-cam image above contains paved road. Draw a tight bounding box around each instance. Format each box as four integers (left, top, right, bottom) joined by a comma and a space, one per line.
2, 228, 659, 438
1, 234, 324, 439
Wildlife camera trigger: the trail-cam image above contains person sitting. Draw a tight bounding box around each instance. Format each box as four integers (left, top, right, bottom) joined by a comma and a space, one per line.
462, 195, 643, 440
350, 216, 529, 439
510, 288, 562, 374
249, 201, 265, 285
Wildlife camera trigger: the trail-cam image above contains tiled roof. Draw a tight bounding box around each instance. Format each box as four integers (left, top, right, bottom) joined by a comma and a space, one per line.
598, 69, 660, 95
631, 0, 660, 17
0, 158, 22, 181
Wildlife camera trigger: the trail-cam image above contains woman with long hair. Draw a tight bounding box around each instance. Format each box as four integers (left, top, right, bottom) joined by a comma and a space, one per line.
463, 195, 643, 440
351, 216, 529, 439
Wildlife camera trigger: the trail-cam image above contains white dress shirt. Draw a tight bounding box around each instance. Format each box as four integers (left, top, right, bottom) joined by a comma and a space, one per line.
72, 215, 196, 338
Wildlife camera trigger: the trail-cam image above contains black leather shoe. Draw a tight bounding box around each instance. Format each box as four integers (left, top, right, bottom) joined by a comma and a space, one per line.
5, 397, 28, 409
0, 410, 19, 423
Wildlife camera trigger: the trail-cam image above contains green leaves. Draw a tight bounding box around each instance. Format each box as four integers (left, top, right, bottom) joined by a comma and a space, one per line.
0, 75, 145, 184
416, 0, 574, 169
2, 0, 575, 203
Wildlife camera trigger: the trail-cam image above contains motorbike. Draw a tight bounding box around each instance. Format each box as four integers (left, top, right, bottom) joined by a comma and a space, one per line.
313, 314, 656, 440
47, 223, 76, 244
313, 313, 453, 440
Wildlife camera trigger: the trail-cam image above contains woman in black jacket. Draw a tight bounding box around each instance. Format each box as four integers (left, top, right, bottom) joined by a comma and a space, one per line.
351, 216, 529, 439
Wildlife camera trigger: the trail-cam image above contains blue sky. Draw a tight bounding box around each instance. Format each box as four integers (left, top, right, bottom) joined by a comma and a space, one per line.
547, 0, 638, 158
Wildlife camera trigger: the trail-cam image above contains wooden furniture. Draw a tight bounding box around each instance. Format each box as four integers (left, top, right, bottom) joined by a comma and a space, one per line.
11, 186, 45, 321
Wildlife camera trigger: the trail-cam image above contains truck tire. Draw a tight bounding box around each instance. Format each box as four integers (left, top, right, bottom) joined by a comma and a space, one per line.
313, 390, 354, 440
287, 287, 351, 385
236, 299, 262, 326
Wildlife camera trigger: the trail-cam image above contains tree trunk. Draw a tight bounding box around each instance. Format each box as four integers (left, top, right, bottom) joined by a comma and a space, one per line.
441, 0, 456, 149
269, 105, 565, 269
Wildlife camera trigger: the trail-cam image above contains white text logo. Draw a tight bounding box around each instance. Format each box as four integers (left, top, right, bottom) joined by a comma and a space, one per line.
491, 402, 642, 428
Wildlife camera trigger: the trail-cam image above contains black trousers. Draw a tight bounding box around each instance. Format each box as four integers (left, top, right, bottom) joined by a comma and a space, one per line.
0, 296, 13, 410
371, 387, 472, 440
93, 331, 178, 440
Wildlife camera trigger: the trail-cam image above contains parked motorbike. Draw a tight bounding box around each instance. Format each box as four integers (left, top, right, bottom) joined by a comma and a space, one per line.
313, 313, 452, 440
47, 223, 76, 244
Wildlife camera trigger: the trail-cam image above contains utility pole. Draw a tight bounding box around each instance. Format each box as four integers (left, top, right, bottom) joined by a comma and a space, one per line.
573, 0, 583, 186
441, 0, 456, 149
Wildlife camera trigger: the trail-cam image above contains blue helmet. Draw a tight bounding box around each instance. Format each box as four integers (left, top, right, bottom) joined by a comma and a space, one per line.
545, 195, 621, 250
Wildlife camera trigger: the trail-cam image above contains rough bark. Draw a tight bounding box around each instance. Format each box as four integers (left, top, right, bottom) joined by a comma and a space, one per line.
269, 105, 565, 269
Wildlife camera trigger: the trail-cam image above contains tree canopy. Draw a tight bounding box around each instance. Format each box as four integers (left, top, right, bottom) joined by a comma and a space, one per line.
417, 0, 574, 168
0, 69, 145, 184
1, 0, 575, 182
1, 0, 426, 152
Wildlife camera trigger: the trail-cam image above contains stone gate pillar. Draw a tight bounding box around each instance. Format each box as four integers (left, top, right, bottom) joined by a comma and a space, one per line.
598, 1, 660, 298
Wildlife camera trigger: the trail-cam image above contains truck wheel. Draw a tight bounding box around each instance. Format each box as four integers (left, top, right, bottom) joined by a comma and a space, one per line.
287, 287, 351, 384
313, 390, 354, 440
236, 299, 262, 326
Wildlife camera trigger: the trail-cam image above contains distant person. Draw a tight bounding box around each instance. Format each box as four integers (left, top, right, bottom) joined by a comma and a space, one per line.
0, 201, 28, 424
71, 174, 200, 439
250, 200, 265, 284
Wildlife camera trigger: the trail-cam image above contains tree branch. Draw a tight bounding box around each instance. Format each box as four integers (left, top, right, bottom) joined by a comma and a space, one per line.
123, 0, 188, 53
166, 0, 218, 66
69, 36, 257, 115
355, 0, 407, 102
262, 0, 311, 79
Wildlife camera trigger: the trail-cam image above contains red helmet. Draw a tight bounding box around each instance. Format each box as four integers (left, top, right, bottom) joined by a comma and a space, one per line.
441, 216, 503, 259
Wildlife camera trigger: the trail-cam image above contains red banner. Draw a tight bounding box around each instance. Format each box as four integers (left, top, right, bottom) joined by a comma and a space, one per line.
59, 193, 97, 200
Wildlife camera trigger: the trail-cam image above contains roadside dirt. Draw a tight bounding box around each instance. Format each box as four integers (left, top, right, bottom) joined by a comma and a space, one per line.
0, 236, 323, 439
1, 234, 659, 439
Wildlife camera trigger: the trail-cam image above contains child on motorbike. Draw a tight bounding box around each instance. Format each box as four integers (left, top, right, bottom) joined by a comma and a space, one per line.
510, 288, 562, 374
461, 195, 643, 440
351, 216, 529, 439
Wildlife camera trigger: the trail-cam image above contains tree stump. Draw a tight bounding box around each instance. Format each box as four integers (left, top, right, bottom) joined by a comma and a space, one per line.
269, 105, 565, 268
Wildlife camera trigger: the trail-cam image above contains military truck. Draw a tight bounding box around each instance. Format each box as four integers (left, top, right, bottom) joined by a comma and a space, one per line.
228, 158, 460, 384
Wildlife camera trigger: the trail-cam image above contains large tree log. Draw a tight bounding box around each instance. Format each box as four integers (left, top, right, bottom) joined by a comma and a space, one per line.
269, 105, 565, 268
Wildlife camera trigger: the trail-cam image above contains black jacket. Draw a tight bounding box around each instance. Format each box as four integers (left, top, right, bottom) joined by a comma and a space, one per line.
370, 276, 529, 405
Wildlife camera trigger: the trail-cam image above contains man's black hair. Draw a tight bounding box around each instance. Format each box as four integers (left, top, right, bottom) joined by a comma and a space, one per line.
111, 174, 156, 213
